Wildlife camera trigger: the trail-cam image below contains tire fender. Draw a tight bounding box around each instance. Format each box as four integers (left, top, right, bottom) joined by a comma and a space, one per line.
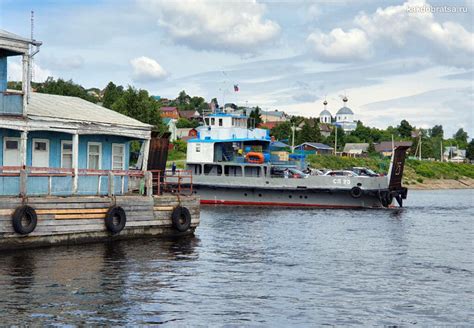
12, 205, 38, 235
171, 206, 192, 232
350, 186, 363, 198
105, 206, 127, 234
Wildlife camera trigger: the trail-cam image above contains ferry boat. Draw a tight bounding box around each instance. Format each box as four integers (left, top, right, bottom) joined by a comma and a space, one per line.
185, 111, 409, 208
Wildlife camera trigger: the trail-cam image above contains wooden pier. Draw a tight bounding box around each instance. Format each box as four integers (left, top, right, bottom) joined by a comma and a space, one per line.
0, 194, 200, 250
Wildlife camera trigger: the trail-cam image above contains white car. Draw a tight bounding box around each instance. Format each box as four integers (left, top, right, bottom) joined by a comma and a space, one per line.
322, 170, 359, 177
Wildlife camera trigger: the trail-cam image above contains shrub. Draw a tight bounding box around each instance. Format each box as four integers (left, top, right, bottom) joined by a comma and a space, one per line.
416, 177, 424, 183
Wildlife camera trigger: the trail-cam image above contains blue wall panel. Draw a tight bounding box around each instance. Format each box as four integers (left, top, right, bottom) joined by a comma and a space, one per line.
1, 128, 135, 196
0, 57, 7, 92
0, 129, 131, 169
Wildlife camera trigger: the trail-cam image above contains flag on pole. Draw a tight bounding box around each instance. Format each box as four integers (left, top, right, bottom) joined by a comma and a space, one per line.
234, 84, 239, 92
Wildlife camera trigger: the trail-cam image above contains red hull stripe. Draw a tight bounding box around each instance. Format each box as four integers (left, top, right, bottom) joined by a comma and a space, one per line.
200, 199, 363, 208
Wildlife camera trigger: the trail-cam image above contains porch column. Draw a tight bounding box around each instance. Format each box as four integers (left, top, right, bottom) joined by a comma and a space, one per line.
21, 54, 29, 116
19, 130, 28, 196
142, 138, 150, 172
20, 130, 28, 167
72, 133, 79, 194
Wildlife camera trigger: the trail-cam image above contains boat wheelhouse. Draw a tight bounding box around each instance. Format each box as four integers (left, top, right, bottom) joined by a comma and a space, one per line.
187, 113, 271, 162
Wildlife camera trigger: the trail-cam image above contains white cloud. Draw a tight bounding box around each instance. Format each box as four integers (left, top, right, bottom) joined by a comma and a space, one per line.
307, 0, 474, 67
307, 28, 372, 62
354, 0, 473, 67
7, 60, 53, 83
130, 56, 168, 82
139, 0, 280, 53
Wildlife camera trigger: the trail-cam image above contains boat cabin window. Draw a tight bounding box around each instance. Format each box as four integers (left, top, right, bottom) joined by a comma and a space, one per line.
224, 165, 243, 177
219, 118, 223, 126
204, 164, 222, 176
244, 166, 261, 177
211, 118, 215, 125
188, 164, 202, 175
205, 118, 210, 126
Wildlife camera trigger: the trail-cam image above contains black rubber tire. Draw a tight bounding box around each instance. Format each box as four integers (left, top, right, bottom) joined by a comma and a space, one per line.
380, 192, 393, 207
350, 186, 363, 198
171, 206, 192, 232
105, 206, 126, 234
12, 205, 37, 235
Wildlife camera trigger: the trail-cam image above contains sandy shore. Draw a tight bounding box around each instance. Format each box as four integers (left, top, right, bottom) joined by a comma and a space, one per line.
408, 178, 474, 190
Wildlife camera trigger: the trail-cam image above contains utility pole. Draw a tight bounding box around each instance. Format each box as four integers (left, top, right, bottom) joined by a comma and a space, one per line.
291, 124, 295, 153
440, 140, 443, 162
419, 135, 422, 160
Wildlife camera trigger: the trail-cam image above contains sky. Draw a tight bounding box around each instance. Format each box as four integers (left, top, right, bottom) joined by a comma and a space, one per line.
1, 0, 473, 137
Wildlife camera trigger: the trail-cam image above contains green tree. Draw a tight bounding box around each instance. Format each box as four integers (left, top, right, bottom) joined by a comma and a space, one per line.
111, 86, 167, 133
177, 90, 191, 106
367, 142, 376, 155
102, 82, 124, 109
36, 77, 98, 103
7, 81, 22, 90
270, 121, 292, 141
453, 128, 469, 148
325, 126, 345, 151
397, 119, 413, 139
176, 118, 199, 128
296, 119, 321, 144
431, 125, 444, 138
248, 106, 263, 128
466, 139, 474, 160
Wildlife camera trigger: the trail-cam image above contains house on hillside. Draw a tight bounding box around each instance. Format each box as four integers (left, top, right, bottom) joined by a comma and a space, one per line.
160, 106, 179, 119
444, 146, 466, 163
176, 128, 198, 142
295, 142, 334, 155
319, 123, 332, 137
261, 110, 288, 123
343, 143, 369, 157
375, 141, 412, 157
258, 121, 281, 130
178, 109, 200, 120
0, 29, 152, 195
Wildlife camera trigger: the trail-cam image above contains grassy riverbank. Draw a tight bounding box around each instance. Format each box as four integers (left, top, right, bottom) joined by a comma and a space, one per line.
307, 155, 474, 189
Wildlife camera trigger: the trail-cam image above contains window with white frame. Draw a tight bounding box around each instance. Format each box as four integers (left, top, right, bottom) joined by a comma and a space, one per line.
112, 144, 125, 170
87, 142, 102, 170
61, 141, 73, 168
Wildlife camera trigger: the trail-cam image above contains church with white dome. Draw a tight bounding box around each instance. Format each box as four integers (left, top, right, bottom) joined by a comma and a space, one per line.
319, 97, 357, 132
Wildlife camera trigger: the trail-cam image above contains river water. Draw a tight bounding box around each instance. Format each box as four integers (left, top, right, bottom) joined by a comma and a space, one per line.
0, 189, 472, 326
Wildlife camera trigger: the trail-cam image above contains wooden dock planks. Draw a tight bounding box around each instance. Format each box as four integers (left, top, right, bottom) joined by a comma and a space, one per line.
0, 195, 200, 244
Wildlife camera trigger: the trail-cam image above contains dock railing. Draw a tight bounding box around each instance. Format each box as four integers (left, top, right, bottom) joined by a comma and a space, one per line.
149, 170, 193, 196
0, 166, 193, 197
0, 166, 142, 197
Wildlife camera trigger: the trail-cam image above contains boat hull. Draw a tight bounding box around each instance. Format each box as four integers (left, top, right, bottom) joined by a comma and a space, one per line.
194, 185, 386, 209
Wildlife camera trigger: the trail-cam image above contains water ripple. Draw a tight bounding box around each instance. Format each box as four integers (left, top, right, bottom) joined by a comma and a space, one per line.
0, 189, 472, 325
